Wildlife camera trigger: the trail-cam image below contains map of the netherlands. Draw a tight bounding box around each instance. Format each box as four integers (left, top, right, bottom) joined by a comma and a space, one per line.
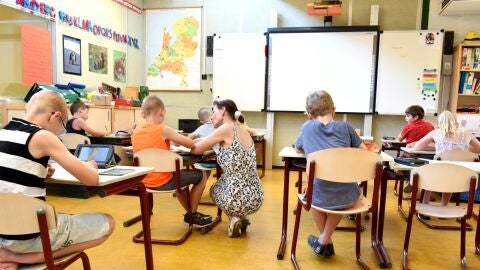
146, 8, 201, 91
148, 16, 199, 87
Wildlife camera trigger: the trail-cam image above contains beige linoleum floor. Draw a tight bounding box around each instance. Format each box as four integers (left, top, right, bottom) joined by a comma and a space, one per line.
46, 168, 480, 270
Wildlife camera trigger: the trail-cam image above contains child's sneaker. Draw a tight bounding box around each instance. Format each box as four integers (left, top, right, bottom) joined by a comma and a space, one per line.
228, 216, 242, 238
184, 213, 213, 228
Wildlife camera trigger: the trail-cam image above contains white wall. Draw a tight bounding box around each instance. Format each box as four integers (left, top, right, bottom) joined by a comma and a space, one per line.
0, 0, 144, 92
429, 0, 480, 45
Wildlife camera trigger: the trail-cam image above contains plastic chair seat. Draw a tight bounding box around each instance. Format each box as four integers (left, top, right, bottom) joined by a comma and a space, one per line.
20, 252, 88, 270
297, 194, 371, 215
416, 203, 467, 219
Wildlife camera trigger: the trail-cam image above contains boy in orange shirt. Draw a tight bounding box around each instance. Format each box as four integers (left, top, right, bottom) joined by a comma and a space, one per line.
131, 95, 212, 227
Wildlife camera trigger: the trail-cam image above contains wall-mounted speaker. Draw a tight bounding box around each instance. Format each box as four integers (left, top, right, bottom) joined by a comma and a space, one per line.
206, 35, 214, 57
443, 31, 454, 55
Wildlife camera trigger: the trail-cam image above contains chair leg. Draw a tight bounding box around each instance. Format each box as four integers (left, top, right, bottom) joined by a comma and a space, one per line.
476, 206, 480, 255
397, 180, 408, 221
200, 207, 222, 235
133, 190, 193, 245
460, 217, 467, 270
291, 201, 303, 270
355, 213, 369, 270
124, 193, 154, 227
416, 214, 474, 231
80, 252, 91, 270
402, 210, 415, 270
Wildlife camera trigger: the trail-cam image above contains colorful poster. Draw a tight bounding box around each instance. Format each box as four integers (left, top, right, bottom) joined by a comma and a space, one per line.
113, 50, 126, 83
63, 35, 81, 76
21, 24, 52, 85
146, 8, 202, 91
88, 44, 108, 74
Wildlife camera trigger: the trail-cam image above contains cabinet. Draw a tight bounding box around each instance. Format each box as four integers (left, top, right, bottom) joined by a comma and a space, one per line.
449, 41, 480, 114
114, 108, 135, 131
86, 107, 112, 133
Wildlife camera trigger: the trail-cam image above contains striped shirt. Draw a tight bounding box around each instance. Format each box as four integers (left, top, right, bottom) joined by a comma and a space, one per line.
0, 118, 49, 198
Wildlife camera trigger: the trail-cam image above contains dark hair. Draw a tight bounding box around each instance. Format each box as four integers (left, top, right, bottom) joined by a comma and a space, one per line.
213, 99, 238, 120
70, 99, 88, 115
405, 105, 425, 119
237, 115, 245, 124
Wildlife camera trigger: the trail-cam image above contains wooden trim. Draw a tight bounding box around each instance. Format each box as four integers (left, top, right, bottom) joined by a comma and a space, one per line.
144, 6, 203, 10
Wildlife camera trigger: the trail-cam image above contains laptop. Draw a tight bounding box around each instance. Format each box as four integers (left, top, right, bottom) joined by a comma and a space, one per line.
74, 144, 115, 169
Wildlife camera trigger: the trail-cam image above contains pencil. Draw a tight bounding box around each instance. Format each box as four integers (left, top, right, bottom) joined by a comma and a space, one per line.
87, 149, 97, 161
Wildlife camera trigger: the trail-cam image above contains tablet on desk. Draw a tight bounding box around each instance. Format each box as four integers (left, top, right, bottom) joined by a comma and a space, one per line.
74, 144, 115, 169
100, 168, 135, 176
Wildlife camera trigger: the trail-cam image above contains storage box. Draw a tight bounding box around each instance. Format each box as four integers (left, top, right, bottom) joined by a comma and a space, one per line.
92, 94, 112, 106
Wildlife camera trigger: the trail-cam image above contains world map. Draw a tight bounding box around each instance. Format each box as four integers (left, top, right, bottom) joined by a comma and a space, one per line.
147, 16, 199, 88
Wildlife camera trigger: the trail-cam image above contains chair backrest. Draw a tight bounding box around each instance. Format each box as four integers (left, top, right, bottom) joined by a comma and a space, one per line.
134, 148, 183, 172
0, 193, 56, 235
411, 163, 477, 193
60, 133, 91, 150
436, 149, 479, 162
307, 148, 381, 183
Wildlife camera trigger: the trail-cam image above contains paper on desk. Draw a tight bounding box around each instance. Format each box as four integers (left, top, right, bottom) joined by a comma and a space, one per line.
170, 145, 191, 153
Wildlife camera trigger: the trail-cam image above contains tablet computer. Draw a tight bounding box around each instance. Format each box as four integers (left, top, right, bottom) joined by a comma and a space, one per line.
99, 168, 135, 176
74, 144, 115, 169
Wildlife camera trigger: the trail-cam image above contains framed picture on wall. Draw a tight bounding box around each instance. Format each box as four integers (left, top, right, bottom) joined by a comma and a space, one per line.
63, 35, 82, 76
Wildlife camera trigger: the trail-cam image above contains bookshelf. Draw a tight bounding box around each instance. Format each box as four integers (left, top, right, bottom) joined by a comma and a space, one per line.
450, 41, 480, 114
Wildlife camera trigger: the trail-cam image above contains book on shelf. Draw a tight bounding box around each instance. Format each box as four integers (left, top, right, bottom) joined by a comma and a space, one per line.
459, 72, 466, 94
465, 72, 474, 94
475, 48, 480, 70
461, 47, 480, 70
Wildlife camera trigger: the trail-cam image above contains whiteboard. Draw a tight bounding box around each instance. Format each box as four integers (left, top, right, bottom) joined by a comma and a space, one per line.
376, 30, 444, 115
266, 27, 378, 113
212, 33, 266, 111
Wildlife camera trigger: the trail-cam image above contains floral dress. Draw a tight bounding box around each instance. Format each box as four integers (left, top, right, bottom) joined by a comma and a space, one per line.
210, 125, 264, 217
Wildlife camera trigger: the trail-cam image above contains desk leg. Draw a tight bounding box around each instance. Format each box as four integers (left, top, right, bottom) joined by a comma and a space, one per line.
138, 183, 154, 270
277, 158, 290, 260
260, 140, 266, 178
371, 169, 392, 268
476, 206, 480, 255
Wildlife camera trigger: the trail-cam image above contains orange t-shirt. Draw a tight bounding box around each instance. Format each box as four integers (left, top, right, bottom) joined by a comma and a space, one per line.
131, 123, 172, 188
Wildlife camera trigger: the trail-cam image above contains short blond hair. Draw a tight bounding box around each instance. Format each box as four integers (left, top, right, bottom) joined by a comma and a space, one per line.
141, 95, 164, 116
437, 110, 457, 138
306, 90, 334, 118
26, 90, 69, 120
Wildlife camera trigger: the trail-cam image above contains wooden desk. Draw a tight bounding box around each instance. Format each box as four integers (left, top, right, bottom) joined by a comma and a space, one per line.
47, 164, 155, 270
400, 147, 436, 159
89, 134, 131, 146
276, 146, 394, 264
381, 139, 406, 157
252, 134, 266, 178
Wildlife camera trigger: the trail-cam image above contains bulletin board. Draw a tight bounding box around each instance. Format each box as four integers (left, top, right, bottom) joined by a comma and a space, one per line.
375, 30, 444, 115
212, 33, 266, 111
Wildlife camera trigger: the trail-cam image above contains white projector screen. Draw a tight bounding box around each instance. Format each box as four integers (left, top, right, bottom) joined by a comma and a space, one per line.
266, 27, 379, 113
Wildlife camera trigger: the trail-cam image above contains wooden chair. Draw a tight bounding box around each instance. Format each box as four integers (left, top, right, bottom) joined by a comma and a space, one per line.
403, 163, 477, 270
59, 133, 90, 152
127, 148, 193, 245
0, 193, 91, 270
290, 148, 382, 270
416, 149, 478, 231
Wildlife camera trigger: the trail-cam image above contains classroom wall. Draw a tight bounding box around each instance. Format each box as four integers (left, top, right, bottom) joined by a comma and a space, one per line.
53, 0, 144, 90
0, 5, 49, 97
144, 0, 421, 165
0, 0, 144, 94
429, 0, 480, 45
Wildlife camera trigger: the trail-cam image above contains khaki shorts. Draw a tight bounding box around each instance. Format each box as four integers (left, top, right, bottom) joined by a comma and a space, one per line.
0, 213, 110, 253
